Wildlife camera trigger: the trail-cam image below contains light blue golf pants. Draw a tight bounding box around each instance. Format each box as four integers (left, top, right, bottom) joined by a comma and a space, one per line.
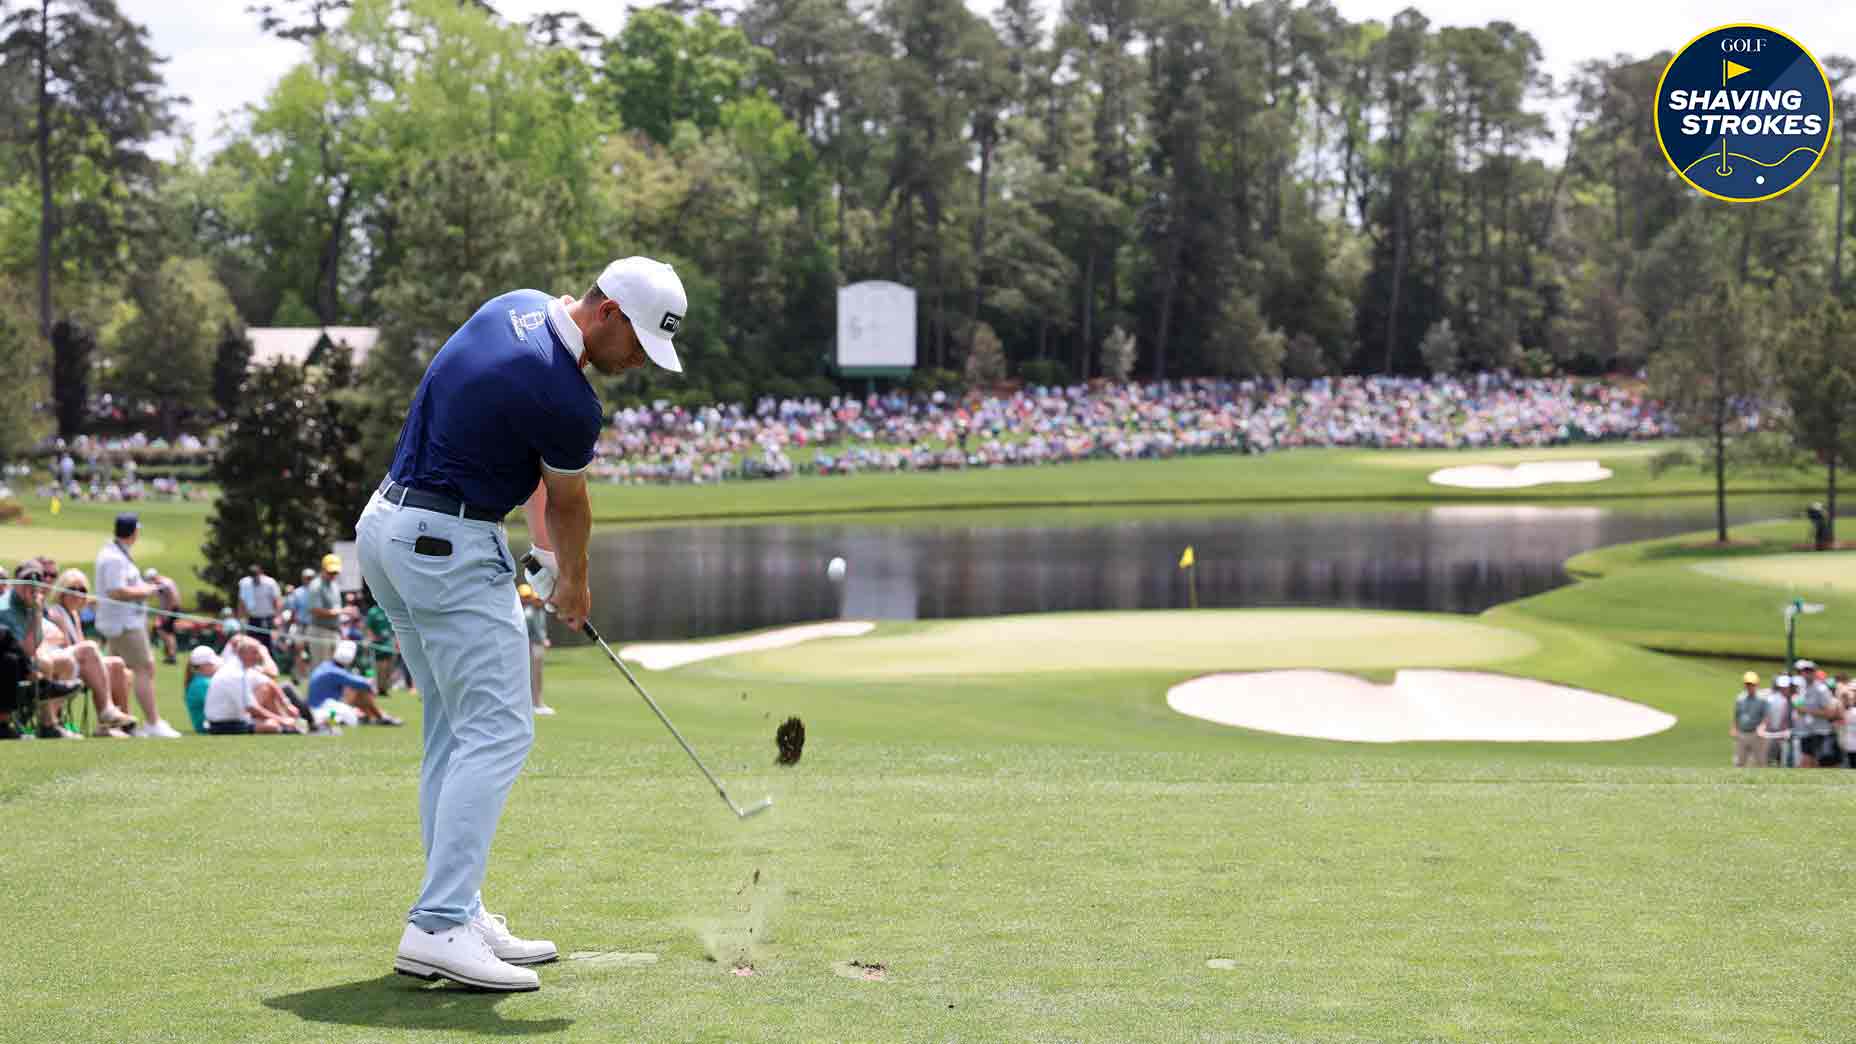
356, 490, 533, 932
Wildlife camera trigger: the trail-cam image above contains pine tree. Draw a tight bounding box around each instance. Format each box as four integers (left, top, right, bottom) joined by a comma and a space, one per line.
198, 360, 334, 600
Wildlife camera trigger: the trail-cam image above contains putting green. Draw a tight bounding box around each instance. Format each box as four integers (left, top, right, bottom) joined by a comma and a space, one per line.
0, 525, 165, 569
706, 609, 1539, 679
1693, 552, 1856, 591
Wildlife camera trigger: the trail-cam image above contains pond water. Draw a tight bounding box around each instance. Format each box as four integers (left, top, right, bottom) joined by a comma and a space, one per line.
585, 496, 1816, 640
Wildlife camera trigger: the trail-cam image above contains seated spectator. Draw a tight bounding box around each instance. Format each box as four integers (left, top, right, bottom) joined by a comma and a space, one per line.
0, 562, 82, 740
204, 636, 307, 735
40, 568, 139, 737
307, 640, 401, 726
183, 645, 218, 734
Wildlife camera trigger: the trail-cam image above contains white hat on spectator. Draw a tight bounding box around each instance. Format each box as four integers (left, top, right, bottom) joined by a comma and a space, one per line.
189, 645, 219, 669
334, 640, 357, 667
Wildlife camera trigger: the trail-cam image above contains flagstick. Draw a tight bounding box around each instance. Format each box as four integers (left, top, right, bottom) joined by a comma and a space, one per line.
1188, 563, 1198, 610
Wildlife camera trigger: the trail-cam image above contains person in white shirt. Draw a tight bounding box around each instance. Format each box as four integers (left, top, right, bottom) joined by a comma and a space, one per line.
237, 563, 283, 653
204, 637, 306, 735
94, 512, 180, 738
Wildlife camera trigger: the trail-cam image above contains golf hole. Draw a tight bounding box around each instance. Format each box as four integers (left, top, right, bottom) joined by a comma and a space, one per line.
833, 960, 889, 982
565, 951, 659, 967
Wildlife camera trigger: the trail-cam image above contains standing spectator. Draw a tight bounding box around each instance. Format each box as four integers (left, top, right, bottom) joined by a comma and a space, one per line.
41, 569, 138, 736
1731, 671, 1768, 768
283, 568, 314, 679
362, 589, 407, 694
1760, 676, 1796, 767
237, 563, 282, 653
1835, 674, 1856, 769
145, 567, 180, 664
304, 554, 345, 673
520, 584, 554, 716
1794, 663, 1840, 768
93, 512, 181, 738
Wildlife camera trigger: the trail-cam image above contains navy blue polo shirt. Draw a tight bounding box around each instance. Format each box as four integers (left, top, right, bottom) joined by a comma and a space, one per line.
387, 290, 604, 515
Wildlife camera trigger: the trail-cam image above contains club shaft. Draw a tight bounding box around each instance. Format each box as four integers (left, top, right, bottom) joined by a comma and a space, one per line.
582, 621, 751, 816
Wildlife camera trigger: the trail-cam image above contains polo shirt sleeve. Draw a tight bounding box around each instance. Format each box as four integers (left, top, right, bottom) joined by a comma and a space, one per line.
325, 667, 369, 690
532, 392, 603, 475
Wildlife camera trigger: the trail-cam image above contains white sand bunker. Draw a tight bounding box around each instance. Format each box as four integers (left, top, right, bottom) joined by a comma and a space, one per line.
622, 621, 875, 670
1428, 460, 1613, 489
1167, 669, 1674, 743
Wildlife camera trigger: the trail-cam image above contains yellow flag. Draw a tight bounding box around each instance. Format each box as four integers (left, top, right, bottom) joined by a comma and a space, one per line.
1725, 59, 1752, 81
1179, 545, 1195, 569
49, 497, 60, 516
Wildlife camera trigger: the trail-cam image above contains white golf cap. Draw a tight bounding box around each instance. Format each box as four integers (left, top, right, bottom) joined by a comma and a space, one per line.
334, 639, 357, 667
596, 256, 686, 373
189, 645, 219, 668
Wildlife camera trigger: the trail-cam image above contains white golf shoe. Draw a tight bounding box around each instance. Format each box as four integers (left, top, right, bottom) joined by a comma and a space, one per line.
394, 922, 539, 991
472, 909, 559, 966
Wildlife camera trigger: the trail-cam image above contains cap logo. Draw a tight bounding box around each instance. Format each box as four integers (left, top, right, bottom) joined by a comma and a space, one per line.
660, 312, 682, 334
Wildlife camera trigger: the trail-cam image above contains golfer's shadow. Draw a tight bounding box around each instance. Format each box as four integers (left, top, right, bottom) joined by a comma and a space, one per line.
265, 974, 572, 1036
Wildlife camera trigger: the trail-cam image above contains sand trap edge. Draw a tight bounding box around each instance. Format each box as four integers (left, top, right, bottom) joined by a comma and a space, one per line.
1428, 461, 1614, 490
622, 621, 877, 670
1167, 668, 1676, 743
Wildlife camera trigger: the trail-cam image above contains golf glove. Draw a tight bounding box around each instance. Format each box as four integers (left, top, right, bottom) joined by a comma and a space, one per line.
524, 546, 559, 604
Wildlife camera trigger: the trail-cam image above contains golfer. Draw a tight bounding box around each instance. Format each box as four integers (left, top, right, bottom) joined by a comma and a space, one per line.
358, 256, 687, 991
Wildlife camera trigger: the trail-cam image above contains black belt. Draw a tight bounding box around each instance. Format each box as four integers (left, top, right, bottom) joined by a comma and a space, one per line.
378, 480, 505, 523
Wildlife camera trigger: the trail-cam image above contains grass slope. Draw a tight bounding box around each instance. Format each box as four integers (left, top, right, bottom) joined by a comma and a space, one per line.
1514, 519, 1856, 663
4, 610, 1851, 1043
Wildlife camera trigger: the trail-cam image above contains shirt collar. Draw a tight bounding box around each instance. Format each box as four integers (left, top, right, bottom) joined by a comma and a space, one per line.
546, 297, 586, 365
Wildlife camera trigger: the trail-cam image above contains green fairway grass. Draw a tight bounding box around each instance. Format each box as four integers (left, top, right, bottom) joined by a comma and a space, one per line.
1693, 551, 1856, 590
716, 610, 1538, 678
574, 440, 1820, 525
1512, 518, 1856, 663
5, 608, 1852, 1043
0, 495, 210, 594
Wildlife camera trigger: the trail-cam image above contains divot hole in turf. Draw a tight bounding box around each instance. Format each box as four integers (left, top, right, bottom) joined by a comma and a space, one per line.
565, 951, 659, 967
1205, 958, 1238, 971
833, 960, 889, 981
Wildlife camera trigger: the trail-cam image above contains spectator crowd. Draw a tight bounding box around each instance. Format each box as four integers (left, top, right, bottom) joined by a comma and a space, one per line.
589, 374, 1689, 485
0, 513, 425, 741
1730, 661, 1856, 769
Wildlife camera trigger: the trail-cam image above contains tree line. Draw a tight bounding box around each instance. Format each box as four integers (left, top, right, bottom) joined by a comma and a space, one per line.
2, 0, 1855, 521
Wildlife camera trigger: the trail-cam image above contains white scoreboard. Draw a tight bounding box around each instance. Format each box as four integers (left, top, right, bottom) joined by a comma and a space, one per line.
836, 281, 917, 374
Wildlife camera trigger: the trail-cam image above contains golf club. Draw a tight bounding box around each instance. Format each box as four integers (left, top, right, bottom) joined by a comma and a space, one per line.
579, 616, 774, 820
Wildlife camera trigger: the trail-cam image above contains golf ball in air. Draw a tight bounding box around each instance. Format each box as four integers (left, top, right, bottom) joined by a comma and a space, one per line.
827, 557, 846, 581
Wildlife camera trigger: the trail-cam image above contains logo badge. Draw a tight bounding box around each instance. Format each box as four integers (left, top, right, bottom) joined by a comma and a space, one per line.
1655, 24, 1833, 203
660, 312, 682, 334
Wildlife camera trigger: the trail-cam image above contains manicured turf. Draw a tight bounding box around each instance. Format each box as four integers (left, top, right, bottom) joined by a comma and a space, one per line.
1692, 551, 1856, 590
577, 441, 1823, 524
3, 447, 1849, 1041
1512, 518, 1856, 663
716, 610, 1538, 678
0, 495, 209, 593
6, 609, 1851, 1043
